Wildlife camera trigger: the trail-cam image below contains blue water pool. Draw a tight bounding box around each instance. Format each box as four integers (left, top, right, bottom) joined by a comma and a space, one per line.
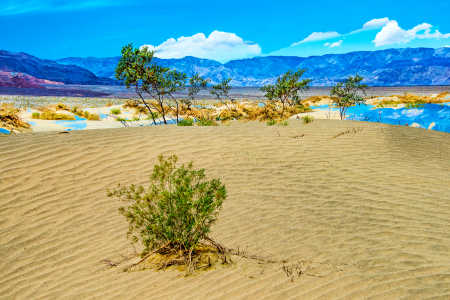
311, 103, 450, 133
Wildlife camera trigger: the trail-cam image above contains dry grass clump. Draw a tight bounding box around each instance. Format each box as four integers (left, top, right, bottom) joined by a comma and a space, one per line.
34, 110, 76, 120
0, 103, 30, 131
375, 92, 450, 107
86, 113, 100, 121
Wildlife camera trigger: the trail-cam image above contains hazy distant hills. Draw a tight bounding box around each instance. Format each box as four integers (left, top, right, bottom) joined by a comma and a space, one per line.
0, 50, 116, 85
1, 47, 449, 87
58, 47, 450, 86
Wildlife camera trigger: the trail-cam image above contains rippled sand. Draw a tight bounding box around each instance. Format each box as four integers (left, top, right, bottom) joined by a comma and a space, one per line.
1, 120, 449, 299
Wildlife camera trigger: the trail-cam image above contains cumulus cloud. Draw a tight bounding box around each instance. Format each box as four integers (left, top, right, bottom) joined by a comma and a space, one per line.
141, 31, 261, 62
374, 20, 450, 46
324, 40, 343, 48
291, 31, 340, 46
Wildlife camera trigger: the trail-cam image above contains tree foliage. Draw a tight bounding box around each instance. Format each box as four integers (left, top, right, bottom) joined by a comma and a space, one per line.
330, 75, 368, 120
185, 73, 209, 109
210, 78, 232, 106
261, 69, 311, 118
115, 44, 187, 124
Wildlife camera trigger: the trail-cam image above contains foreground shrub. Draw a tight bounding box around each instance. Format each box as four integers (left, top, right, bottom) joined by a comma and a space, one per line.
107, 154, 227, 272
302, 115, 314, 124
177, 118, 194, 126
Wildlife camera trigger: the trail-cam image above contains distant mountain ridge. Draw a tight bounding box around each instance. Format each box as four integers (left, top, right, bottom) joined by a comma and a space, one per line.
1, 48, 449, 87
57, 47, 450, 86
0, 50, 116, 85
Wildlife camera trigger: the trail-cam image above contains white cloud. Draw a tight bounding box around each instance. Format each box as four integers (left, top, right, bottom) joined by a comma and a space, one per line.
363, 18, 390, 29
141, 31, 261, 62
324, 40, 343, 48
291, 31, 340, 46
374, 20, 450, 47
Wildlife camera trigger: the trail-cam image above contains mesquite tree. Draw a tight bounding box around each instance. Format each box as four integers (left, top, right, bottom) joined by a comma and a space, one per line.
261, 69, 311, 118
210, 78, 233, 109
330, 75, 367, 120
185, 73, 209, 109
115, 44, 186, 124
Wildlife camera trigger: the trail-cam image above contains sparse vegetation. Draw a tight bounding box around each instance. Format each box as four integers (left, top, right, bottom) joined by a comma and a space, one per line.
197, 118, 218, 126
177, 118, 194, 126
38, 110, 76, 120
266, 119, 277, 126
107, 154, 227, 273
110, 108, 121, 115
302, 115, 314, 124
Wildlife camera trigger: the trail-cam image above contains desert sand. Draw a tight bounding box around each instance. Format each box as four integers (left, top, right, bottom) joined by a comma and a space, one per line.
1, 120, 449, 299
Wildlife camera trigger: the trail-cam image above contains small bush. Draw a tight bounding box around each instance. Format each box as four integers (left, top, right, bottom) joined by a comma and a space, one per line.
110, 108, 121, 115
302, 115, 314, 124
266, 119, 277, 126
71, 106, 84, 116
177, 118, 194, 126
0, 104, 30, 130
55, 103, 70, 111
39, 111, 76, 120
32, 112, 40, 119
279, 120, 288, 126
107, 154, 227, 272
197, 118, 218, 126
87, 113, 100, 121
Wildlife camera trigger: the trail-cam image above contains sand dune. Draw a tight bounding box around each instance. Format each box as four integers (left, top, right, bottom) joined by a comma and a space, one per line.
1, 120, 449, 299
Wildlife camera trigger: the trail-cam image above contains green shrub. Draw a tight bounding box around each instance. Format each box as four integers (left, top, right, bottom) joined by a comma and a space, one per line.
31, 112, 40, 119
178, 118, 194, 126
197, 118, 218, 126
302, 115, 314, 124
107, 154, 226, 266
278, 120, 288, 126
110, 108, 121, 115
266, 119, 277, 126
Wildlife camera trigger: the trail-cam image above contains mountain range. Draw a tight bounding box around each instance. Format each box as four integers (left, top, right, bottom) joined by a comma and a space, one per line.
1, 47, 449, 88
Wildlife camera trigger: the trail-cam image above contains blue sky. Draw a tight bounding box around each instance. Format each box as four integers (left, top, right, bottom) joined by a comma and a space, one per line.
1, 0, 449, 62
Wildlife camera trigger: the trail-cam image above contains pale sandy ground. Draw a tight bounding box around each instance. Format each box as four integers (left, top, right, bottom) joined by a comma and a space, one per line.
1, 120, 449, 299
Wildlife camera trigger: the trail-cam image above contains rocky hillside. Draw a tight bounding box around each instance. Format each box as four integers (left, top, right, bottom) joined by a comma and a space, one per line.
0, 50, 116, 85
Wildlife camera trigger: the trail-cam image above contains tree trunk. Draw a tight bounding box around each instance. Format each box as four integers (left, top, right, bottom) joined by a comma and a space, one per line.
136, 90, 156, 125
159, 98, 167, 124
